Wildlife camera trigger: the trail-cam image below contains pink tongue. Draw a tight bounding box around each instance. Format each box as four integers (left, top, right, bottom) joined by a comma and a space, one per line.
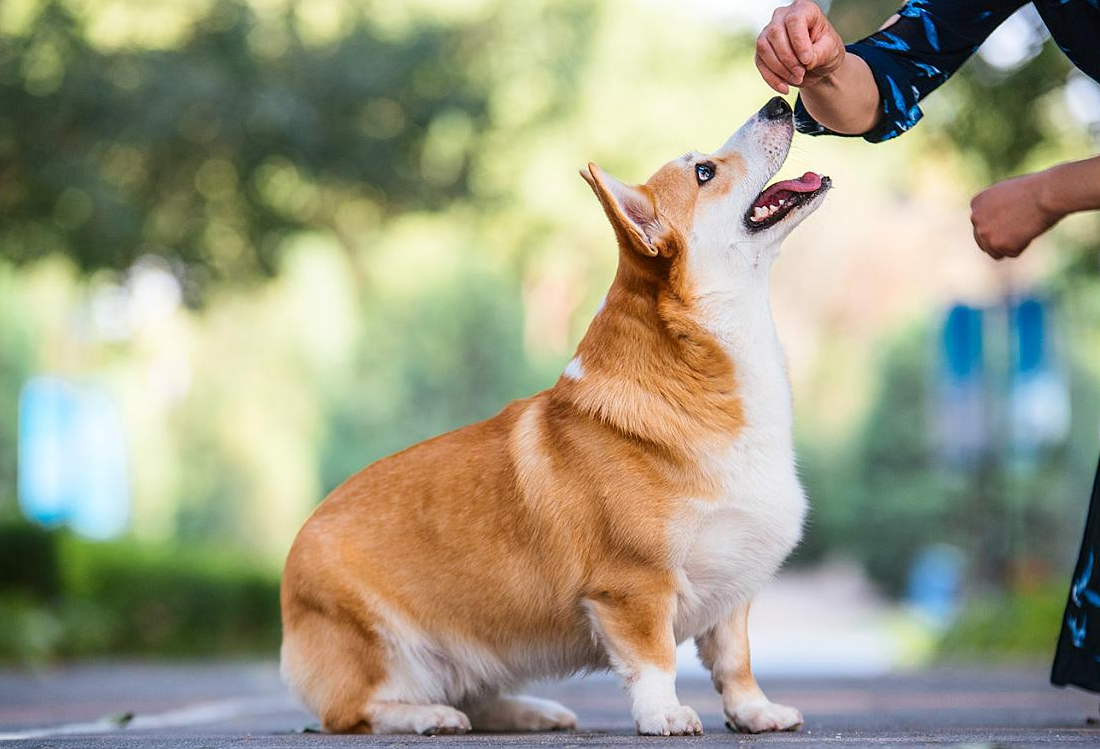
756, 171, 827, 207
773, 171, 822, 193
755, 172, 822, 206
752, 171, 822, 212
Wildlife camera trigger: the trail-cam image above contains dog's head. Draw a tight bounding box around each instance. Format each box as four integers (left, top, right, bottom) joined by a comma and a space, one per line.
582, 97, 830, 298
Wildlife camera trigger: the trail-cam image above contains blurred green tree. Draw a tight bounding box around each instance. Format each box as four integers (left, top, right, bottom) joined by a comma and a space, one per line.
0, 0, 493, 291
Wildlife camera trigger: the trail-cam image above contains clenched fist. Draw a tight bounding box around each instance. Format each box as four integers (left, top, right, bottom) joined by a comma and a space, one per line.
755, 0, 846, 94
970, 172, 1061, 260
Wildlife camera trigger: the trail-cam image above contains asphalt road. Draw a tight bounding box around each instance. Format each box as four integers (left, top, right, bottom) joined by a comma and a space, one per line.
2, 662, 1099, 748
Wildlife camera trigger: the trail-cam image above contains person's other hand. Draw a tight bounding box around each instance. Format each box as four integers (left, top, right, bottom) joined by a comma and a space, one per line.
755, 0, 846, 94
970, 172, 1062, 260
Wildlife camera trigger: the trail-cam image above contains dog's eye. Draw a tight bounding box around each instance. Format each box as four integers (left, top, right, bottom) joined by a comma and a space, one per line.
695, 162, 715, 185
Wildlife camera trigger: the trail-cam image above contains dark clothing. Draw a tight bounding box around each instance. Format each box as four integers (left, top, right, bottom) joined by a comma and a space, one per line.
1053, 456, 1100, 693
795, 0, 1100, 142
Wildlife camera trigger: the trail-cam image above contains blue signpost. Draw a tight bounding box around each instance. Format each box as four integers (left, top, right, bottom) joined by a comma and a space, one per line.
1009, 297, 1070, 460
17, 376, 130, 539
937, 303, 987, 465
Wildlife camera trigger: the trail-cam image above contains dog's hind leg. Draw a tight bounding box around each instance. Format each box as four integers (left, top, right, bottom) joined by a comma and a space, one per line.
280, 599, 388, 733
282, 599, 474, 734
463, 694, 577, 732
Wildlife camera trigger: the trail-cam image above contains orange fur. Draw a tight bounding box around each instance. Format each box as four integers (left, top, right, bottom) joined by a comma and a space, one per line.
281, 104, 814, 735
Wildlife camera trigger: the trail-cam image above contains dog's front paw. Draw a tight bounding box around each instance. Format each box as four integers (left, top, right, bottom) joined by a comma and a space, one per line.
725, 700, 802, 733
635, 705, 703, 736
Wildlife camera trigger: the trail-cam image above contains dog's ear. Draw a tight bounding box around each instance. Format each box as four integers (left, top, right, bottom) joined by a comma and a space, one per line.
580, 163, 662, 258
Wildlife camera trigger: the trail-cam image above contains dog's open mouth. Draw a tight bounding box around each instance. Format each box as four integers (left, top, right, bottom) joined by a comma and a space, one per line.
744, 172, 831, 232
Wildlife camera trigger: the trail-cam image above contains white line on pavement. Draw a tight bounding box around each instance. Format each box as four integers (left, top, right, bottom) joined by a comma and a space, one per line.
0, 694, 296, 741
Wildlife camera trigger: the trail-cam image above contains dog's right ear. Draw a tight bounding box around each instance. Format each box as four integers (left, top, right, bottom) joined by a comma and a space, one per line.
580, 163, 661, 258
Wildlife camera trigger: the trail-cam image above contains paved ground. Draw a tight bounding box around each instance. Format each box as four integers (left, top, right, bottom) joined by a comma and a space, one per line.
2, 662, 1099, 747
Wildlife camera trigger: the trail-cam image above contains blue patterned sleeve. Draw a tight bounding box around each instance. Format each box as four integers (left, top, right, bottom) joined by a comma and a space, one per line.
795, 0, 1027, 143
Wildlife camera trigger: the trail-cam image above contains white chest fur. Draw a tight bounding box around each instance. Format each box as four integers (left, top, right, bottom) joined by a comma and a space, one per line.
669, 284, 807, 641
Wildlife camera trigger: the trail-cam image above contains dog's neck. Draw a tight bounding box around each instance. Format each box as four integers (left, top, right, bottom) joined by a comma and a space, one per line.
551, 257, 787, 456
692, 238, 793, 446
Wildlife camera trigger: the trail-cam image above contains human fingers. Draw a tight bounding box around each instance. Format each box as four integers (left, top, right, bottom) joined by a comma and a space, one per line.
765, 23, 805, 83
783, 6, 816, 66
754, 49, 791, 94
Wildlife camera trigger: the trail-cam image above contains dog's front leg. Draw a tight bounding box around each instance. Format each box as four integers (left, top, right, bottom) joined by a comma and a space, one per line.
584, 583, 702, 736
696, 602, 803, 733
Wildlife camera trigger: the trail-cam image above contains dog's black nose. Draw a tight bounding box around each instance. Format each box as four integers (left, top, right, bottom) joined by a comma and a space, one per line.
760, 96, 792, 120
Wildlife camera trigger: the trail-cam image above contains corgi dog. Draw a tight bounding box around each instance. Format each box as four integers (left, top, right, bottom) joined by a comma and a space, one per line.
280, 96, 830, 736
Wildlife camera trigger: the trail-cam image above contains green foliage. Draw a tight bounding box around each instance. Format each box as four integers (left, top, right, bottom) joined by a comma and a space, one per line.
799, 308, 1100, 596
0, 0, 493, 286
930, 46, 1072, 183
938, 589, 1066, 659
0, 268, 36, 522
0, 523, 62, 599
60, 535, 281, 656
797, 325, 951, 594
828, 0, 906, 41
0, 525, 280, 664
320, 265, 545, 492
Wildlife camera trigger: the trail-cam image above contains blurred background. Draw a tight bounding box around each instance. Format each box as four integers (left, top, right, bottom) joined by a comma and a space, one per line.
1, 0, 1099, 675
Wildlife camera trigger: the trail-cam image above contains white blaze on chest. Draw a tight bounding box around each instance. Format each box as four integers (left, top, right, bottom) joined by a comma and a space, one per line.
669, 260, 806, 639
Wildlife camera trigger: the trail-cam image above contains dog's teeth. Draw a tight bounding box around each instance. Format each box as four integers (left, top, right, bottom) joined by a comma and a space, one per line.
778, 199, 786, 206
752, 206, 768, 220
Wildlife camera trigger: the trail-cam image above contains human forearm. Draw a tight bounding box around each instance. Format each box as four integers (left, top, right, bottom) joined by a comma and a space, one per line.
1039, 155, 1100, 217
798, 53, 881, 136
970, 155, 1100, 260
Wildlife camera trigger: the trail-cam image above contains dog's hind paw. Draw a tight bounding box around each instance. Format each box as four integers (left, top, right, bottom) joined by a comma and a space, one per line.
467, 695, 577, 732
415, 705, 472, 735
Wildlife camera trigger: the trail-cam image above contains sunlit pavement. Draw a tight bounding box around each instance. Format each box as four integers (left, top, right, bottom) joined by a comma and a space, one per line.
1, 662, 1099, 747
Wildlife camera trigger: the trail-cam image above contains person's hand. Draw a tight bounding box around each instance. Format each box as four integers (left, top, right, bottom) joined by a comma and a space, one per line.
970, 171, 1062, 260
755, 0, 846, 94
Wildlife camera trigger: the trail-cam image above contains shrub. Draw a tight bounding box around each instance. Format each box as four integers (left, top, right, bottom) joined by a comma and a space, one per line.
0, 524, 282, 664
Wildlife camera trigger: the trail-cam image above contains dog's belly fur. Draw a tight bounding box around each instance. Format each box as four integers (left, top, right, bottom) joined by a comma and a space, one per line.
672, 457, 806, 642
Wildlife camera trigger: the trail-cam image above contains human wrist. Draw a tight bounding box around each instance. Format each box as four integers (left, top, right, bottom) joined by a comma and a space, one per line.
800, 52, 880, 136
1035, 164, 1075, 220
1036, 157, 1100, 218
802, 50, 847, 90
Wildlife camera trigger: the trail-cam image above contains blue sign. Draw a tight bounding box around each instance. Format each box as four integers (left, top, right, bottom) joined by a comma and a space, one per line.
18, 376, 130, 539
1009, 297, 1069, 457
936, 304, 987, 464
935, 297, 1069, 466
